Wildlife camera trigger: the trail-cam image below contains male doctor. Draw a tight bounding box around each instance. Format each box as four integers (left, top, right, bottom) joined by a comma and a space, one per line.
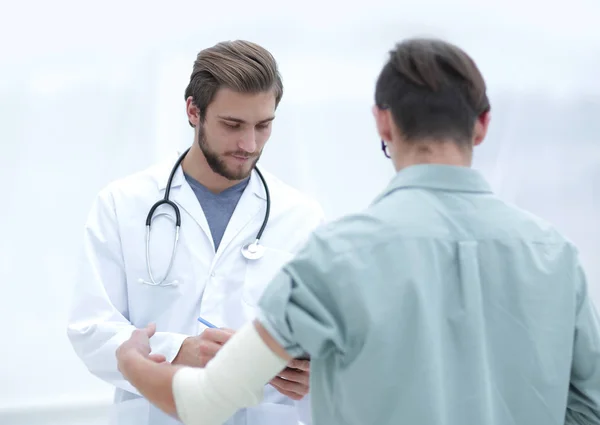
67, 40, 324, 425
116, 37, 600, 425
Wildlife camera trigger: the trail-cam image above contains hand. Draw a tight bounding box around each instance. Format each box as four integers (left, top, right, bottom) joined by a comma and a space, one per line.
172, 328, 235, 368
269, 359, 310, 400
116, 324, 167, 377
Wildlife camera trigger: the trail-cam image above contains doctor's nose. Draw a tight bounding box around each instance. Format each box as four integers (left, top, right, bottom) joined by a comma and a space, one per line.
238, 131, 257, 154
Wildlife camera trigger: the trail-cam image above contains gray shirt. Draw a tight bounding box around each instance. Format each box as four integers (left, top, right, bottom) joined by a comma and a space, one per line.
184, 173, 249, 251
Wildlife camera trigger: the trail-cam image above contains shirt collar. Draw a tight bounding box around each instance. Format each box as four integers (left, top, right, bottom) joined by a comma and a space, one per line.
373, 164, 493, 204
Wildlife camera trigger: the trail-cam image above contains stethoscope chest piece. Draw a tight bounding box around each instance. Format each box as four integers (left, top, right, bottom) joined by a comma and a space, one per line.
241, 240, 265, 260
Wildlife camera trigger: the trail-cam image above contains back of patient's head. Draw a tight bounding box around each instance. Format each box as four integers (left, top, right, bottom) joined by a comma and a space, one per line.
375, 38, 490, 147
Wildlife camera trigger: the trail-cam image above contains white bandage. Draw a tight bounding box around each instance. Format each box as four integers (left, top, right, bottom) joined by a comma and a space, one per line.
172, 321, 289, 425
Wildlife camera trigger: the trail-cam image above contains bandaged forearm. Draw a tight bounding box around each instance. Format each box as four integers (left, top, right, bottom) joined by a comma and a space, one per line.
172, 321, 289, 425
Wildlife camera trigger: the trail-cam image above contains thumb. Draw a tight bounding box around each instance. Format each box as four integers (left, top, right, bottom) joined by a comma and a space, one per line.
148, 353, 167, 363
144, 323, 157, 338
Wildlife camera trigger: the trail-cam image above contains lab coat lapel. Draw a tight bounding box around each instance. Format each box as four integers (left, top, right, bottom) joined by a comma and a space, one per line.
215, 169, 266, 262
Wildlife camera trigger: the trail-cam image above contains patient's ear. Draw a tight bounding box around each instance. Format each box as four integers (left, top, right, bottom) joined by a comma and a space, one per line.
473, 111, 491, 146
372, 105, 393, 143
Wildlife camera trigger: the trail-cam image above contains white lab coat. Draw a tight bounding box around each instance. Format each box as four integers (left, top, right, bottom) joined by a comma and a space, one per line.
67, 153, 325, 425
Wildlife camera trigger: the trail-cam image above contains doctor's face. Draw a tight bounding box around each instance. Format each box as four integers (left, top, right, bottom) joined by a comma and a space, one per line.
195, 88, 276, 181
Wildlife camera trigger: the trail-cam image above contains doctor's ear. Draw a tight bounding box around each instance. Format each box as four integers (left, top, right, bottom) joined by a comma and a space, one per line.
186, 96, 201, 128
372, 104, 393, 144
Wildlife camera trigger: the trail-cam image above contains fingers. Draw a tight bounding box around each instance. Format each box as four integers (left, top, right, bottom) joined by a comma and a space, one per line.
198, 339, 222, 358
131, 323, 156, 340
278, 368, 310, 386
287, 359, 310, 372
269, 376, 309, 400
130, 328, 149, 343
148, 353, 167, 363
270, 384, 305, 400
144, 323, 157, 338
269, 367, 310, 400
201, 328, 235, 345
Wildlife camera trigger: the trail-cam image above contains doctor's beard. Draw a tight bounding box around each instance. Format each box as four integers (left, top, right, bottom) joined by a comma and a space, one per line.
197, 124, 261, 181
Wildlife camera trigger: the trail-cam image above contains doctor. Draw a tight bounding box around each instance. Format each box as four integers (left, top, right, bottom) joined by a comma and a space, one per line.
67, 39, 324, 425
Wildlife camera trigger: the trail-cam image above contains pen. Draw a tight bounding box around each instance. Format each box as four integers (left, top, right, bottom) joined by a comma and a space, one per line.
197, 316, 218, 328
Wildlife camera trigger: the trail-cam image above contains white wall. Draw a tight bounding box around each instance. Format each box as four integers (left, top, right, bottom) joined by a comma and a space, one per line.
1, 1, 599, 424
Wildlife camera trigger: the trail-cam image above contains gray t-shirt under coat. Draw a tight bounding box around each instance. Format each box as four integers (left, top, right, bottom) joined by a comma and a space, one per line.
184, 173, 249, 251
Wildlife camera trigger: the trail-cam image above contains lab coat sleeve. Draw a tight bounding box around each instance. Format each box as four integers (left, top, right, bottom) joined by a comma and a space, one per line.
565, 259, 600, 425
67, 188, 188, 395
256, 228, 369, 363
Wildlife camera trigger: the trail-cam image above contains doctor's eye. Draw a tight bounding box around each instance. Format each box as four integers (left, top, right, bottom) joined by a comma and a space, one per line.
222, 122, 241, 130
256, 123, 271, 130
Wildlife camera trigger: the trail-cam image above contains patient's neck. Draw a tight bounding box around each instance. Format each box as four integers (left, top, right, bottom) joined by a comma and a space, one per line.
392, 139, 472, 171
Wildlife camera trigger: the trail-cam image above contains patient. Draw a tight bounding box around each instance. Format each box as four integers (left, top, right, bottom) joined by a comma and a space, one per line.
116, 37, 600, 425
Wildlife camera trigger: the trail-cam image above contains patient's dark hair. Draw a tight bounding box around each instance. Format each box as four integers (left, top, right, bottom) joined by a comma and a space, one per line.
374, 38, 490, 146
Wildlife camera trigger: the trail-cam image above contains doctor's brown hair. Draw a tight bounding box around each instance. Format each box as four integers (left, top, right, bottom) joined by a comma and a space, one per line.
374, 38, 490, 146
184, 40, 283, 127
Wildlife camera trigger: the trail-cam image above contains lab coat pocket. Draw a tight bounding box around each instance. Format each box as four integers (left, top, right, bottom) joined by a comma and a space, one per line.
243, 247, 293, 306
131, 277, 188, 320
244, 402, 301, 425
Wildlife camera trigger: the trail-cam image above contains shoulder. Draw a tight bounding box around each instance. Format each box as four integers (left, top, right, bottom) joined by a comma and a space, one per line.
498, 199, 571, 244
105, 161, 166, 200
258, 167, 325, 222
86, 158, 172, 224
93, 158, 172, 206
302, 209, 388, 261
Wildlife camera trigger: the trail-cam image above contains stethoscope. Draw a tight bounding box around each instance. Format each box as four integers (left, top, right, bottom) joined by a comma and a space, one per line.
141, 147, 270, 286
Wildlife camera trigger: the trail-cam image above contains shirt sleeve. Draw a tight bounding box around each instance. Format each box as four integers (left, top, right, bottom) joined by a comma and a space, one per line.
256, 229, 369, 362
566, 258, 600, 424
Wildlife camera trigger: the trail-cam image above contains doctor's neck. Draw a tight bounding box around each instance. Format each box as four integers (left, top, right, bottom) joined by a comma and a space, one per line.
391, 138, 473, 172
181, 143, 245, 193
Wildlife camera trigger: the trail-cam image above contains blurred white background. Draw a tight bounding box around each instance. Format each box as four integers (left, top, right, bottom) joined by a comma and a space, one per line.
1, 0, 599, 424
